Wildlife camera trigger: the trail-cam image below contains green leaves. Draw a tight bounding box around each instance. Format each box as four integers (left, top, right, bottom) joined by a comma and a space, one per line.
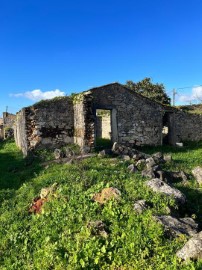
125, 77, 171, 105
0, 140, 202, 269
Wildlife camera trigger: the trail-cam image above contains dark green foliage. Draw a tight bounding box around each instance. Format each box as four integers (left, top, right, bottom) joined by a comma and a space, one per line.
125, 77, 171, 105
0, 140, 202, 269
95, 138, 113, 150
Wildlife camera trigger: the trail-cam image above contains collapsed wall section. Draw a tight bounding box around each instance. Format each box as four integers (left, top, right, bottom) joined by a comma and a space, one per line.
15, 97, 74, 156
3, 112, 16, 138
175, 111, 202, 142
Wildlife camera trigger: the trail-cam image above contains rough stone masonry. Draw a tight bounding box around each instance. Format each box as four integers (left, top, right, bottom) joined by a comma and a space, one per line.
14, 83, 202, 156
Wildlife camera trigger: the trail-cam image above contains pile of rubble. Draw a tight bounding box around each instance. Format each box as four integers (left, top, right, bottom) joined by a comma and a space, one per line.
109, 142, 202, 262
30, 142, 202, 262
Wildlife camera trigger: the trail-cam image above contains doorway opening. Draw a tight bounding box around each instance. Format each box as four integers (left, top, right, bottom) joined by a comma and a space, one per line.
162, 112, 173, 145
95, 109, 112, 148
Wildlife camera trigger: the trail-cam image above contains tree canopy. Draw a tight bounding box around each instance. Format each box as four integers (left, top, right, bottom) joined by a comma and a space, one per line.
125, 77, 171, 105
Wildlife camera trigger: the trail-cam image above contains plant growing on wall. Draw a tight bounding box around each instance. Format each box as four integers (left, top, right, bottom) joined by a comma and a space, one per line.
125, 77, 171, 105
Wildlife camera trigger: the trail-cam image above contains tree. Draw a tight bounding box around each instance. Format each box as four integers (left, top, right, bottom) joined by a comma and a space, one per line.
125, 77, 171, 105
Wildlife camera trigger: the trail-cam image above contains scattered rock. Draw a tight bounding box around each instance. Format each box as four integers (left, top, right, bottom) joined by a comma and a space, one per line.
154, 170, 189, 184
192, 166, 202, 185
40, 182, 58, 199
146, 157, 156, 168
180, 171, 189, 183
29, 183, 58, 214
163, 154, 172, 162
155, 170, 165, 181
112, 142, 144, 159
92, 187, 121, 204
152, 152, 165, 164
176, 142, 183, 147
112, 142, 119, 153
176, 231, 202, 261
146, 178, 186, 204
140, 152, 151, 159
136, 159, 146, 170
98, 149, 112, 157
88, 220, 108, 238
65, 147, 75, 158
132, 153, 143, 161
152, 165, 161, 172
54, 149, 65, 159
29, 197, 47, 214
155, 215, 198, 238
133, 200, 148, 214
122, 155, 130, 161
142, 168, 156, 179
127, 164, 138, 173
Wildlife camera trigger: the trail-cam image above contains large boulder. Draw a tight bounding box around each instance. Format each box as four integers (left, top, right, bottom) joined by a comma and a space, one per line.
146, 178, 186, 204
155, 215, 198, 237
192, 166, 202, 185
176, 231, 202, 261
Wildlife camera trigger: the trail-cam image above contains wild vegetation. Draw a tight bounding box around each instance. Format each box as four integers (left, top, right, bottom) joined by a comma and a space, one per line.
125, 78, 171, 106
177, 104, 202, 115
0, 139, 202, 269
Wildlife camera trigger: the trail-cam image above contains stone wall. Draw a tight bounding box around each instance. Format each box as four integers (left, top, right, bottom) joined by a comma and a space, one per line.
15, 97, 74, 155
73, 92, 95, 152
96, 114, 111, 139
15, 109, 28, 156
0, 119, 3, 139
14, 83, 202, 156
3, 112, 16, 138
91, 83, 164, 146
15, 94, 95, 155
0, 125, 3, 140
174, 111, 202, 142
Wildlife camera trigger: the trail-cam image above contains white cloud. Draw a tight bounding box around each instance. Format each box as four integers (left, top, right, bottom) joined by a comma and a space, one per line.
192, 86, 202, 100
178, 94, 193, 103
10, 89, 65, 101
178, 86, 202, 104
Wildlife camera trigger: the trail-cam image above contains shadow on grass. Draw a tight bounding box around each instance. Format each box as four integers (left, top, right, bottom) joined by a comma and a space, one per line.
177, 186, 202, 230
141, 141, 202, 155
0, 140, 42, 203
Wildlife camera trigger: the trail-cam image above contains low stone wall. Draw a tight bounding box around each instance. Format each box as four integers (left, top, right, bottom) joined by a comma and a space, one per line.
175, 111, 202, 142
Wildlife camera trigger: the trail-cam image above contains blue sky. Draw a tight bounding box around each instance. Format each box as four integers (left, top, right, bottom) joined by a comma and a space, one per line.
1, 0, 202, 115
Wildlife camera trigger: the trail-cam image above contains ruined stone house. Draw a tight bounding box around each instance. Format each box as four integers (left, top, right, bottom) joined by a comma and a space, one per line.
0, 112, 16, 139
0, 118, 3, 139
14, 83, 202, 156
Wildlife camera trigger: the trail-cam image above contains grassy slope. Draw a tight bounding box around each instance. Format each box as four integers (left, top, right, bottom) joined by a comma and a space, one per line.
0, 140, 202, 269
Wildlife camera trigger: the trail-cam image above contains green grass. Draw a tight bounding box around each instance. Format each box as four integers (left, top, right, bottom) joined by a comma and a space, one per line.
0, 140, 202, 269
